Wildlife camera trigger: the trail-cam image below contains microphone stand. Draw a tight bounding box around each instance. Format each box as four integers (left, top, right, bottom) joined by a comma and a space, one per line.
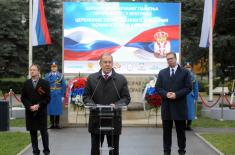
85, 104, 127, 154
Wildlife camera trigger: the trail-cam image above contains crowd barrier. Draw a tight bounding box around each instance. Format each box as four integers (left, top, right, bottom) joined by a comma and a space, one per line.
198, 93, 235, 109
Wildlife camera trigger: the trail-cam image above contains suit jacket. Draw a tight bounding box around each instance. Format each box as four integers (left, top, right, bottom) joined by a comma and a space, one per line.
21, 78, 50, 130
83, 69, 131, 135
156, 65, 192, 120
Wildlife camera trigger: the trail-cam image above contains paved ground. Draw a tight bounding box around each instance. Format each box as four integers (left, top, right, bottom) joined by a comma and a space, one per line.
19, 127, 220, 155
4, 94, 229, 155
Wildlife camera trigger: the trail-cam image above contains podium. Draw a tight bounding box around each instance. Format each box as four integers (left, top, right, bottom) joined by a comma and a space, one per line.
85, 104, 127, 155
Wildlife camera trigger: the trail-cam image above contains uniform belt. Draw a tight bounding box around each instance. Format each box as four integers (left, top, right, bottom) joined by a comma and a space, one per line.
50, 87, 62, 90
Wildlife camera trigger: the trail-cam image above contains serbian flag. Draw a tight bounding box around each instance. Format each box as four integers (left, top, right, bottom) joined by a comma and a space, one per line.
32, 0, 51, 46
125, 25, 179, 53
199, 0, 217, 48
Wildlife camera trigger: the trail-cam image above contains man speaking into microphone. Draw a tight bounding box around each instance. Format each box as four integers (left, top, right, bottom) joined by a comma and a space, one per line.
83, 53, 131, 155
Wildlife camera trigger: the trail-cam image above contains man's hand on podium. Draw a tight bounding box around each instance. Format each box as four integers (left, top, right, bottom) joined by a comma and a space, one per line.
110, 103, 116, 108
85, 103, 96, 108
111, 103, 127, 109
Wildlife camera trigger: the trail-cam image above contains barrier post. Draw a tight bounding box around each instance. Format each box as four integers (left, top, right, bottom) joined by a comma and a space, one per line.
9, 89, 13, 119
195, 100, 198, 119
230, 80, 235, 105
220, 87, 224, 121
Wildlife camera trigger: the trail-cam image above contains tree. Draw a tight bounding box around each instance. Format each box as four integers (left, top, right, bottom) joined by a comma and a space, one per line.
181, 0, 235, 81
33, 0, 63, 75
1, 0, 234, 79
181, 0, 205, 65
0, 0, 28, 77
213, 0, 235, 79
0, 0, 63, 77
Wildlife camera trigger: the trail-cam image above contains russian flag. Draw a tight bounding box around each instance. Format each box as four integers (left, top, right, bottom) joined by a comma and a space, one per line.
32, 0, 51, 46
199, 0, 217, 48
64, 27, 121, 60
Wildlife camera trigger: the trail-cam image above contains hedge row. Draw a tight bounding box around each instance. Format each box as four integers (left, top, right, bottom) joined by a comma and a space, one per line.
0, 81, 24, 94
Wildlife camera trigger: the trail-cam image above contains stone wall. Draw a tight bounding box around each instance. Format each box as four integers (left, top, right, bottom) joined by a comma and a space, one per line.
125, 75, 155, 110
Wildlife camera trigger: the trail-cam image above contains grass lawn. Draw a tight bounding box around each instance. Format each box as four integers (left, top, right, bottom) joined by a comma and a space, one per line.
10, 118, 51, 127
193, 117, 235, 128
201, 133, 235, 155
0, 132, 30, 155
191, 103, 235, 128
9, 105, 235, 128
192, 103, 235, 154
10, 118, 25, 127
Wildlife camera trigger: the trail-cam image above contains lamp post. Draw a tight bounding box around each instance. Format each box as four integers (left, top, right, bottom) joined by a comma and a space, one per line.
29, 0, 33, 79
21, 0, 32, 78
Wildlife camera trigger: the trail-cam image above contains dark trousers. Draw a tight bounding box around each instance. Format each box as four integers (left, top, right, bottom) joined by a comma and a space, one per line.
50, 115, 60, 126
91, 133, 119, 155
186, 120, 192, 127
30, 130, 50, 154
163, 120, 186, 154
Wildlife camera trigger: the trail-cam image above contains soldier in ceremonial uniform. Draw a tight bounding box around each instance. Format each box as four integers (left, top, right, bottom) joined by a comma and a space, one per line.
45, 61, 66, 129
184, 63, 199, 131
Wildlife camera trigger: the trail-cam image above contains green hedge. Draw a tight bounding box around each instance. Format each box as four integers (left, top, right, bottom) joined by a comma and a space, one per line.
198, 80, 208, 92
0, 81, 24, 94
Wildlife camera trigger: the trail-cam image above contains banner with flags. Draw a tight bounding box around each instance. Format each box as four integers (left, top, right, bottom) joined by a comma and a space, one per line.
63, 2, 181, 74
32, 0, 51, 46
199, 0, 217, 48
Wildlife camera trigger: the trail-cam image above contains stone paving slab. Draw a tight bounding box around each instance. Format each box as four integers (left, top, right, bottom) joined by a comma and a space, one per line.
20, 127, 219, 155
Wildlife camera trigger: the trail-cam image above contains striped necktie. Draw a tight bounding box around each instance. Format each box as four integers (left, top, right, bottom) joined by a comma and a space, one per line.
104, 74, 109, 80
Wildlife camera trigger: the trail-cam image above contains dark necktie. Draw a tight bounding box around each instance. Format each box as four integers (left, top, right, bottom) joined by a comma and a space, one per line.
171, 68, 175, 77
33, 80, 37, 88
104, 74, 109, 80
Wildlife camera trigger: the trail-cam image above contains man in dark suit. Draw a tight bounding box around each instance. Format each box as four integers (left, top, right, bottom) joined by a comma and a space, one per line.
21, 64, 51, 155
83, 53, 131, 155
156, 52, 192, 155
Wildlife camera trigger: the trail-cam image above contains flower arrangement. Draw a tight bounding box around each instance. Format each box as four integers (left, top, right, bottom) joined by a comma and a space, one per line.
145, 87, 162, 109
69, 77, 87, 110
142, 77, 162, 127
143, 77, 162, 109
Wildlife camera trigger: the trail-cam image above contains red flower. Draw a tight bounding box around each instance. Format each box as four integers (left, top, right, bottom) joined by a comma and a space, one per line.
146, 93, 162, 108
72, 78, 86, 89
65, 77, 87, 105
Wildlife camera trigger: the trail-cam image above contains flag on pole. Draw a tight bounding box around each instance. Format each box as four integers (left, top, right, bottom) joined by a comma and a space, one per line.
199, 0, 217, 48
32, 0, 51, 46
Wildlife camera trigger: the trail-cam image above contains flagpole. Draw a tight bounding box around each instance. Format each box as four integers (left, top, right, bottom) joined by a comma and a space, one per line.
28, 0, 33, 78
209, 0, 213, 101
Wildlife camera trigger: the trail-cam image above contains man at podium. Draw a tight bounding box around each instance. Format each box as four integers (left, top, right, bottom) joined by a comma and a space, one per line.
83, 53, 131, 155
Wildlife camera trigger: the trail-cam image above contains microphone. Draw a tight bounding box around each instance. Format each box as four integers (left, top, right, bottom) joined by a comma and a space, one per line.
91, 77, 102, 100
33, 111, 37, 117
84, 77, 102, 108
227, 65, 235, 69
111, 78, 121, 100
111, 78, 127, 109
